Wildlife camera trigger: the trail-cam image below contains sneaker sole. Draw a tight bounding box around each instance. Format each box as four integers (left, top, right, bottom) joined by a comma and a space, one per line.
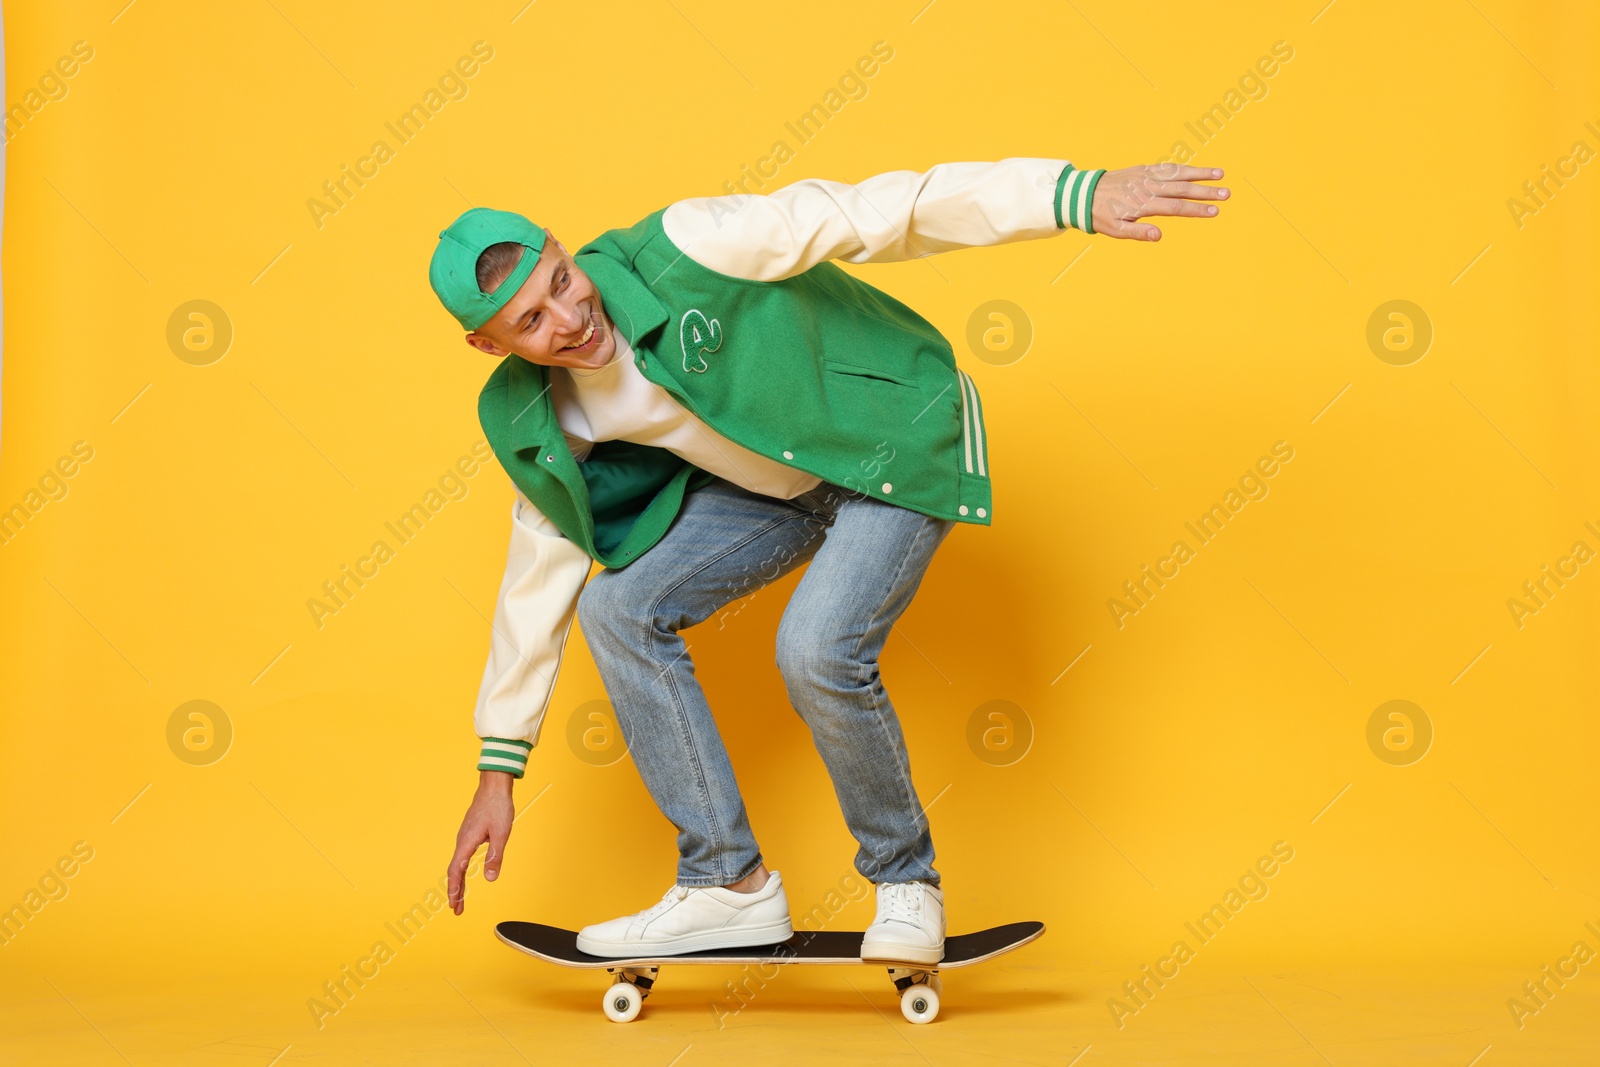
576, 920, 794, 957
859, 938, 944, 965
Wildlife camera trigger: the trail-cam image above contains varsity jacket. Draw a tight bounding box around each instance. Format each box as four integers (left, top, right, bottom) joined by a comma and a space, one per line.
473, 158, 1105, 776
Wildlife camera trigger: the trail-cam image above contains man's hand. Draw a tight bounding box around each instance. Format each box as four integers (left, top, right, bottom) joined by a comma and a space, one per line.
447, 770, 515, 915
1092, 164, 1229, 242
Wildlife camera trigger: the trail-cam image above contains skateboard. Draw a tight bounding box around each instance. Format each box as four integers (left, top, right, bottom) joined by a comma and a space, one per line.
495, 919, 1044, 1024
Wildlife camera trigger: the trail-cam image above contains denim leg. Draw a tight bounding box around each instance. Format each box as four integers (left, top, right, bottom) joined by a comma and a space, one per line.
577, 478, 839, 887
774, 490, 955, 887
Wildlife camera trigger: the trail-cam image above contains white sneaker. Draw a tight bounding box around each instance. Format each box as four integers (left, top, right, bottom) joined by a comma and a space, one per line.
575, 870, 794, 956
860, 880, 945, 964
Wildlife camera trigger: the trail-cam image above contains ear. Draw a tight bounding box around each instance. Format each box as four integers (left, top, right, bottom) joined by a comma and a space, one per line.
464, 331, 508, 358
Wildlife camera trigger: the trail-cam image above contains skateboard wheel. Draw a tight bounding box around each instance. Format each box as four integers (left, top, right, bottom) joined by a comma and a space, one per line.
602, 981, 643, 1023
899, 983, 940, 1024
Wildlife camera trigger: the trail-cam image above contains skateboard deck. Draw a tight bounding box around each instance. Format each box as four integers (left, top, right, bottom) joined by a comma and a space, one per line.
495, 919, 1044, 1023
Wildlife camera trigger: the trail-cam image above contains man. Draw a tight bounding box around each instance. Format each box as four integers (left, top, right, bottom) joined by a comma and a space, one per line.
436, 158, 1227, 963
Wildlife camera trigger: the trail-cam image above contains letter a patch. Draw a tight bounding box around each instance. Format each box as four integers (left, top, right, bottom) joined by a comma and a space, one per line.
679, 309, 722, 373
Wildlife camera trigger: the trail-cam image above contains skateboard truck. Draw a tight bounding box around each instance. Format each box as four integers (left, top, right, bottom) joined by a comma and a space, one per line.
888, 966, 944, 1023
602, 966, 658, 1023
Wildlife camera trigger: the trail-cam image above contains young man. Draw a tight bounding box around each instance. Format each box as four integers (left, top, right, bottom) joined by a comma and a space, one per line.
436, 158, 1228, 963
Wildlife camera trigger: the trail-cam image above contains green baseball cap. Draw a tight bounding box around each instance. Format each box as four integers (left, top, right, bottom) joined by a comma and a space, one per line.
428, 207, 547, 331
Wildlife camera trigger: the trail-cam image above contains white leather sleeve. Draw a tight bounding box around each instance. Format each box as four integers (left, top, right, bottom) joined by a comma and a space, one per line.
472, 489, 595, 747
660, 157, 1074, 281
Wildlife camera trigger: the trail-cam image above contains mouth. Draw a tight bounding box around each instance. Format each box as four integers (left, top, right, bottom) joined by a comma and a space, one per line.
560, 317, 599, 352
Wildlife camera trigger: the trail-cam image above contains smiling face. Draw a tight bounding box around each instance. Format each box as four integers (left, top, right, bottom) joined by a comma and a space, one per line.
464, 232, 617, 369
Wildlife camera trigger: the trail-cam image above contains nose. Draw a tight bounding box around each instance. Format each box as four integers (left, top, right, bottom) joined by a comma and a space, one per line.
555, 300, 586, 335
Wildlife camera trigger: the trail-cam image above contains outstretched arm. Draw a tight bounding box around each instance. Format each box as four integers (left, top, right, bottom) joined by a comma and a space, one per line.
447, 489, 593, 914
661, 158, 1228, 281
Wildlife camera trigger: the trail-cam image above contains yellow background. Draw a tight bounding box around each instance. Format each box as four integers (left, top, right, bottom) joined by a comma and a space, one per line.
2, 1, 1597, 1063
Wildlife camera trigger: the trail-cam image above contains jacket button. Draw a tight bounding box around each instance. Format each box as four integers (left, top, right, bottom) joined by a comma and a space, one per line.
881, 482, 892, 493
958, 505, 968, 516
977, 508, 987, 518
545, 456, 554, 462
783, 450, 793, 459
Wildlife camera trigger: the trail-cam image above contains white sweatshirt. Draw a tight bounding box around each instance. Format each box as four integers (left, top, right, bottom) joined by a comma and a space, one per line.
473, 157, 1103, 777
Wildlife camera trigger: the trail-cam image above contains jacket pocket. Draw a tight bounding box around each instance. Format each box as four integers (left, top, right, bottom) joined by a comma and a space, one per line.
822, 357, 917, 388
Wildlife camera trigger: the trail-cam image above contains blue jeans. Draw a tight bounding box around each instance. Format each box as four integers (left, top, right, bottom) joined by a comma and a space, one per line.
576, 476, 955, 889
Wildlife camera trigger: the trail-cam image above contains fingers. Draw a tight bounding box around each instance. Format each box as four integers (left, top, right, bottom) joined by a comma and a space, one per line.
447, 833, 482, 916
1150, 180, 1230, 202
485, 823, 510, 883
1103, 165, 1228, 204
1097, 215, 1162, 242
1138, 196, 1222, 219
1145, 163, 1225, 183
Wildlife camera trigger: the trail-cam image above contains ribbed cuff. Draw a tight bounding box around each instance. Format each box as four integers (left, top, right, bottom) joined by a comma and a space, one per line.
478, 737, 532, 778
1054, 164, 1107, 234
